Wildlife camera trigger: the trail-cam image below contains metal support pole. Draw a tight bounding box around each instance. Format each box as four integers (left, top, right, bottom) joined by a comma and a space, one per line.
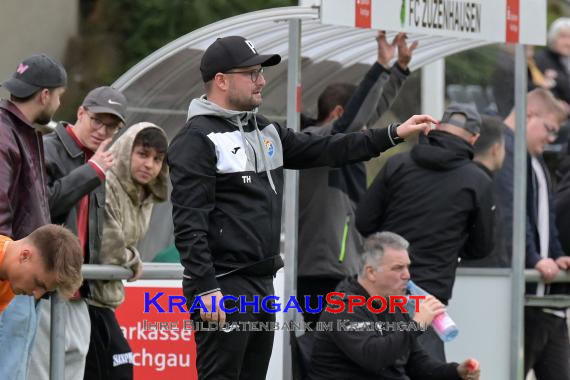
283, 17, 302, 380
49, 261, 570, 378
421, 59, 445, 117
80, 263, 570, 283
50, 294, 66, 379
510, 43, 527, 380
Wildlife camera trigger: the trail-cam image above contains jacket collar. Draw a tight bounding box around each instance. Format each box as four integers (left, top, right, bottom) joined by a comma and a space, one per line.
546, 48, 564, 63
0, 99, 35, 129
474, 162, 494, 179
55, 122, 84, 159
338, 276, 373, 299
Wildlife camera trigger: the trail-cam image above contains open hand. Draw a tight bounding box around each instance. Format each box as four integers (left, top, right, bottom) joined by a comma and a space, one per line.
376, 30, 397, 68
396, 33, 419, 70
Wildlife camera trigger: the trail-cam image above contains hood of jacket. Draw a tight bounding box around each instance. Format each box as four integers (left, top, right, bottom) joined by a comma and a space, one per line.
410, 130, 474, 171
108, 122, 169, 205
335, 276, 371, 299
187, 95, 256, 126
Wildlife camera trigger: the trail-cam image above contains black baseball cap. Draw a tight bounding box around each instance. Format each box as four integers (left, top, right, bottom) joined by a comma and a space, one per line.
441, 103, 482, 135
81, 86, 127, 123
200, 36, 281, 82
1, 54, 67, 98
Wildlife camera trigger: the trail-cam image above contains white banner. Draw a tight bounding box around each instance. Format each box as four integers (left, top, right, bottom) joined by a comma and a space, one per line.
320, 0, 546, 45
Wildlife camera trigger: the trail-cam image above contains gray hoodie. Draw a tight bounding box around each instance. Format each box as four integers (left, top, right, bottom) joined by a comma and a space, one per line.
188, 96, 277, 193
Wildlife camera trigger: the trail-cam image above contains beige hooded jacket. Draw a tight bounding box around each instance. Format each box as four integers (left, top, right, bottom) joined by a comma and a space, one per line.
88, 122, 169, 309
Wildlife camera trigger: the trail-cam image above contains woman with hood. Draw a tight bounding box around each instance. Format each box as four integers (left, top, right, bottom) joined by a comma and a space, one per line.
85, 122, 169, 380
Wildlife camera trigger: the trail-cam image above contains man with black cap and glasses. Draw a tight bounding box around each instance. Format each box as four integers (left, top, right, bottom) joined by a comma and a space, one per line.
0, 54, 67, 380
168, 35, 437, 379
356, 103, 496, 362
26, 86, 127, 380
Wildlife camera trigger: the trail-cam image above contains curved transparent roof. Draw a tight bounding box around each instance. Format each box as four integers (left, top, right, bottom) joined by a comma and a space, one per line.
113, 5, 492, 139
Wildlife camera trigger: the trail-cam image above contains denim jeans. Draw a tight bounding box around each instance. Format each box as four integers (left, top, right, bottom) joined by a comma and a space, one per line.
0, 295, 38, 380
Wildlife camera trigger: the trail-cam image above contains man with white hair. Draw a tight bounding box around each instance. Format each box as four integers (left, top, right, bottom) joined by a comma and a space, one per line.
308, 232, 481, 380
536, 17, 570, 108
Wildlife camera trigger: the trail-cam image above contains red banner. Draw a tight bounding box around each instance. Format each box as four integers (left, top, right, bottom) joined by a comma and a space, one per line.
505, 0, 520, 43
355, 0, 372, 29
116, 285, 197, 379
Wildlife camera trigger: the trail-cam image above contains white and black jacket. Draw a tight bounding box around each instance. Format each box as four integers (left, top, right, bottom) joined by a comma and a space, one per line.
168, 97, 402, 295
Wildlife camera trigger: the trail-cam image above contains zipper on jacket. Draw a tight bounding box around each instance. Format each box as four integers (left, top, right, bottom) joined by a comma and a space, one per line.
36, 132, 48, 207
246, 139, 258, 172
338, 215, 350, 263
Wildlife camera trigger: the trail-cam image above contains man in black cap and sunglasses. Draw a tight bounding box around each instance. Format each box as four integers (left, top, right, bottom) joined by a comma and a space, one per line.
168, 35, 437, 379
0, 53, 67, 380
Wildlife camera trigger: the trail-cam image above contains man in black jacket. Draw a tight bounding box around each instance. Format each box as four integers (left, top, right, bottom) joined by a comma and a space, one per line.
28, 87, 127, 380
461, 115, 506, 268
356, 103, 495, 360
168, 35, 437, 380
308, 232, 480, 380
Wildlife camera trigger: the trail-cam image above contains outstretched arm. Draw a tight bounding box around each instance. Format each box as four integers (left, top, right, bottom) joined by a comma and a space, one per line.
282, 114, 435, 170
329, 32, 416, 135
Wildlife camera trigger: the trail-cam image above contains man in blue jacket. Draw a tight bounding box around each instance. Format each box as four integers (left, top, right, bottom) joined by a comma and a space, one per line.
494, 88, 570, 380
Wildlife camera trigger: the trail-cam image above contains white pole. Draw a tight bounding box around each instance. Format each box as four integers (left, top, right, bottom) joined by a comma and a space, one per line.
282, 17, 302, 380
421, 59, 445, 117
510, 43, 527, 380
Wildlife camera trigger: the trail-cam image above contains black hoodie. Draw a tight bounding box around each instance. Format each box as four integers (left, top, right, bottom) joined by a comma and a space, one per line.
308, 276, 461, 380
355, 131, 495, 303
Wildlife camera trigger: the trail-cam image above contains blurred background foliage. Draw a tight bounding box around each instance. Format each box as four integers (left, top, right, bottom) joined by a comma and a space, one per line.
58, 0, 296, 121
58, 0, 569, 125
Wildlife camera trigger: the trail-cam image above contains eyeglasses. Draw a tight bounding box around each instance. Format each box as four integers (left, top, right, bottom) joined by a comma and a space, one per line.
88, 113, 122, 134
542, 121, 559, 139
224, 67, 264, 82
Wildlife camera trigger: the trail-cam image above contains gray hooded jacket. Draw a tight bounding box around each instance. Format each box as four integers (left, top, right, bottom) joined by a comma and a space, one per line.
299, 62, 408, 278
89, 122, 169, 308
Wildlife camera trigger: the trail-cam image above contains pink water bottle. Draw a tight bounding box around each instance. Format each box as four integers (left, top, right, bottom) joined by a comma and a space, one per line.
407, 280, 459, 342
